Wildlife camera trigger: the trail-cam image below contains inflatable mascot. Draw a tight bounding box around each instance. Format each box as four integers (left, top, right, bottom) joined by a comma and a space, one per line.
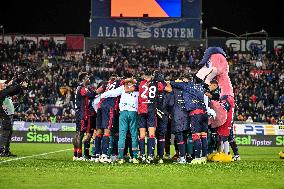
196, 47, 238, 162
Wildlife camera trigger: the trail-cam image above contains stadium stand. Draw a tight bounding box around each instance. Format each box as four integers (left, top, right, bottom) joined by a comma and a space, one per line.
0, 39, 283, 124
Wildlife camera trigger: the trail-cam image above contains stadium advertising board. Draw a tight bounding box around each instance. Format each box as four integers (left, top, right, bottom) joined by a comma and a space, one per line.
91, 18, 200, 39
91, 0, 202, 39
0, 35, 84, 50
235, 135, 284, 147
207, 37, 284, 52
11, 131, 75, 144
234, 124, 284, 146
233, 124, 284, 136
13, 121, 76, 132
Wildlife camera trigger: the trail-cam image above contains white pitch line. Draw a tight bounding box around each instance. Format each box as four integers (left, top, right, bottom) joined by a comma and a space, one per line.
0, 148, 71, 164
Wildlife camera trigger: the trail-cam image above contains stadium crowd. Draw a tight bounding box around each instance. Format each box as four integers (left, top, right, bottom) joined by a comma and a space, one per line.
0, 38, 283, 124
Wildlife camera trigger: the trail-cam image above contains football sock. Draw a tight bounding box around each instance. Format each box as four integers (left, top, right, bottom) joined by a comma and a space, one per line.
73, 148, 77, 157
94, 134, 102, 155
224, 141, 229, 155
174, 138, 178, 152
201, 134, 208, 157
186, 136, 194, 156
77, 148, 82, 158
165, 140, 170, 156
113, 133, 119, 156
157, 138, 165, 158
193, 140, 202, 158
230, 140, 239, 155
84, 140, 90, 157
220, 141, 224, 152
108, 136, 113, 156
91, 140, 96, 157
178, 142, 186, 157
102, 134, 110, 155
139, 138, 145, 156
147, 137, 156, 157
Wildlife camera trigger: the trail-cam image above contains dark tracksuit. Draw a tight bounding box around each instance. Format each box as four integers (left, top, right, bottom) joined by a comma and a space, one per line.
171, 81, 208, 158
156, 90, 171, 158
169, 87, 191, 158
0, 85, 22, 153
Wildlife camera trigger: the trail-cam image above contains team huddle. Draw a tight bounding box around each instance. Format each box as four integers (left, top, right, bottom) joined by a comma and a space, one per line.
72, 47, 241, 164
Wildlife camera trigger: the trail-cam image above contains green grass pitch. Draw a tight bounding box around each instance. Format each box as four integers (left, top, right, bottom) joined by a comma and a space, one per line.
0, 143, 283, 189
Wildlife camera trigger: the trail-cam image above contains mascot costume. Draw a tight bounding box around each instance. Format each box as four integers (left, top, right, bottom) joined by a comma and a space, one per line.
196, 47, 237, 162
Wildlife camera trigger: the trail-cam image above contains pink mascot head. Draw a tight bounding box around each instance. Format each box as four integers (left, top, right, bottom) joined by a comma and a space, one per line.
196, 47, 235, 131
196, 47, 233, 97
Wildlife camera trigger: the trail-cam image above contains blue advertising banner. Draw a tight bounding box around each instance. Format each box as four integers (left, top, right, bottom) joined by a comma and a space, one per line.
91, 18, 201, 39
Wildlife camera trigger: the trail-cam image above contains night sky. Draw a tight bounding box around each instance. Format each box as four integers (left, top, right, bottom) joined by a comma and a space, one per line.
1, 0, 283, 37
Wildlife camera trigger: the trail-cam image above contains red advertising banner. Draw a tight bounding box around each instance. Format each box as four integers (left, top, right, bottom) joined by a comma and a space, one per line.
1, 34, 84, 51
250, 69, 272, 77
66, 35, 84, 50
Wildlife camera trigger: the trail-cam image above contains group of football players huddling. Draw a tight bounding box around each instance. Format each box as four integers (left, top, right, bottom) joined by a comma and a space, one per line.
72, 71, 241, 164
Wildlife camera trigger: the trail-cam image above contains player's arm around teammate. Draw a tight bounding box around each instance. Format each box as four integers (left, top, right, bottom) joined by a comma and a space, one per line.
101, 81, 140, 163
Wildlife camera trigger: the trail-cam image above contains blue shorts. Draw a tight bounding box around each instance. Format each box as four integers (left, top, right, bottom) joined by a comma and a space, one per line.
138, 112, 157, 129
96, 107, 116, 130
189, 113, 208, 134
75, 111, 88, 133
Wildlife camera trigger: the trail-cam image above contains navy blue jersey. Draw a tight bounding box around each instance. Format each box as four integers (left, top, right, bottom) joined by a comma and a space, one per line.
99, 79, 123, 110
75, 84, 96, 119
88, 98, 96, 116
170, 81, 206, 112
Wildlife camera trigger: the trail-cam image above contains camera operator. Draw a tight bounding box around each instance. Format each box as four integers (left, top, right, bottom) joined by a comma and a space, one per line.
0, 79, 28, 157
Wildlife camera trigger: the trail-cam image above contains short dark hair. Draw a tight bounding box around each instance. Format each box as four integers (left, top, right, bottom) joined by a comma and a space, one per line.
210, 79, 218, 85
136, 71, 145, 78
144, 70, 152, 77
182, 73, 193, 81
111, 73, 118, 78
78, 72, 88, 82
97, 81, 107, 88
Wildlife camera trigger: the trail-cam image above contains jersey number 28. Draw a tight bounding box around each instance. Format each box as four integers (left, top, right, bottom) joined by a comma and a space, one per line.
141, 85, 156, 99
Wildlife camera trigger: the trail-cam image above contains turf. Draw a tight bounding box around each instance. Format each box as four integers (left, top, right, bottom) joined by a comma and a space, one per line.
0, 144, 283, 189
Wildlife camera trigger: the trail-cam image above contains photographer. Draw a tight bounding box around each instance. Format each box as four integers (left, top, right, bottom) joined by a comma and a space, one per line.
0, 79, 28, 157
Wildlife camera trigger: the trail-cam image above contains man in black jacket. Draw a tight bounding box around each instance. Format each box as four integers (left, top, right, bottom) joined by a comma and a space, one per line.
0, 79, 27, 157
